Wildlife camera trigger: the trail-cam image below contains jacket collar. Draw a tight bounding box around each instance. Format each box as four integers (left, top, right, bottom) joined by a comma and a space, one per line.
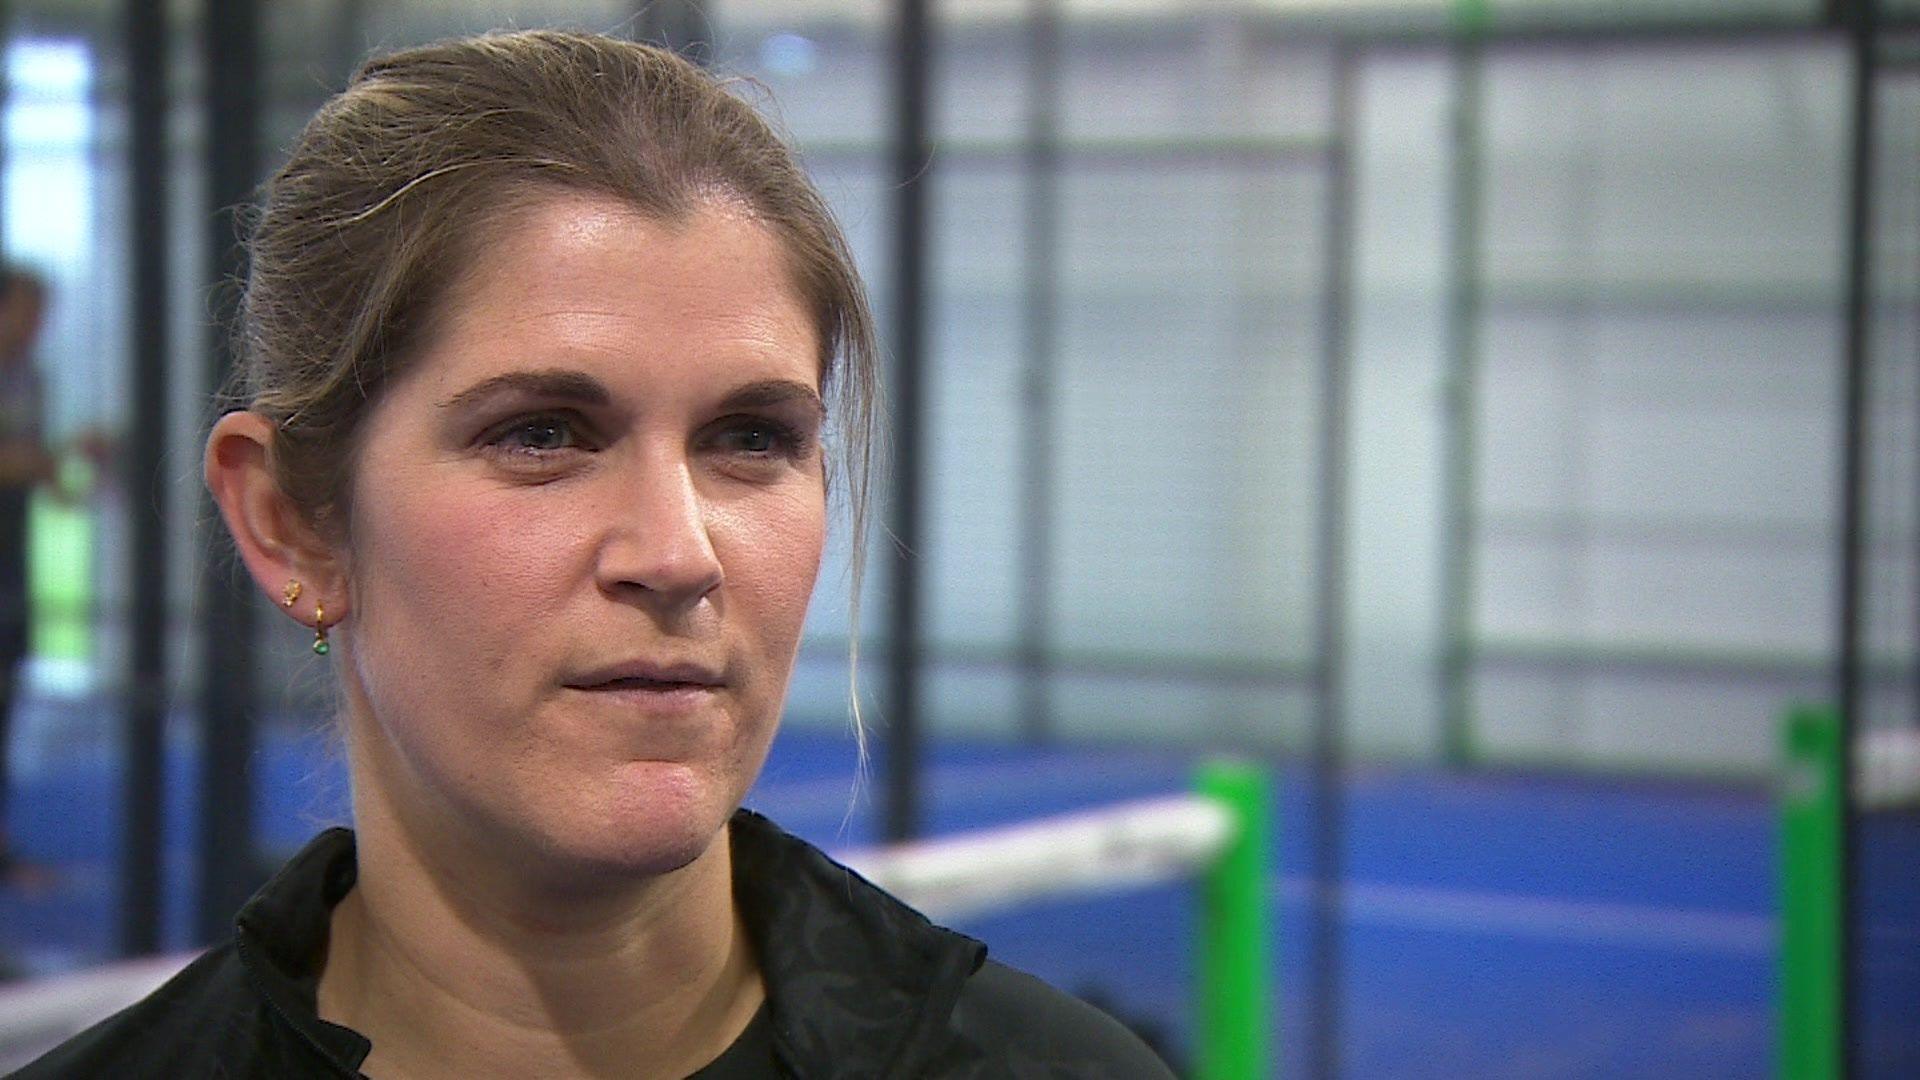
232, 814, 986, 1078
233, 826, 373, 1072
729, 809, 987, 1076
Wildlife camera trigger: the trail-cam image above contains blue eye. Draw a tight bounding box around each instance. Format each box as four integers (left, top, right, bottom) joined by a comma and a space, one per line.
714, 417, 806, 458
493, 415, 579, 452
728, 422, 780, 454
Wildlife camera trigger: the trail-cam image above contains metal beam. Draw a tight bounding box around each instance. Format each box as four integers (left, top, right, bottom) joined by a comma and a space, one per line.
883, 0, 932, 844
633, 0, 710, 62
1306, 40, 1357, 1080
1835, 1, 1880, 1075
0, 0, 9, 258
1439, 6, 1486, 770
1018, 0, 1060, 746
1254, 12, 1920, 51
119, 0, 169, 960
197, 0, 262, 944
329, 0, 366, 89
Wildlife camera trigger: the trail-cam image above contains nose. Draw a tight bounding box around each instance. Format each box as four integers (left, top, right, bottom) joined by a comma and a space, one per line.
595, 449, 723, 610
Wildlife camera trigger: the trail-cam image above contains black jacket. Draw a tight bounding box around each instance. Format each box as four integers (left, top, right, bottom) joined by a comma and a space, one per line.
13, 810, 1173, 1078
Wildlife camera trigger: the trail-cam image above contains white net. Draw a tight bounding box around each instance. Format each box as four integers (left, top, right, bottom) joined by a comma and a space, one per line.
836, 794, 1236, 922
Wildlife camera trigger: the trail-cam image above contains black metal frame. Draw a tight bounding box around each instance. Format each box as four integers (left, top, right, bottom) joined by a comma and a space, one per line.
197, 0, 262, 945
329, 0, 367, 89
1835, 1, 1880, 1074
1911, 47, 1920, 740
884, 0, 932, 844
633, 0, 711, 61
0, 0, 9, 259
1018, 0, 1060, 746
119, 0, 169, 959
1306, 42, 1357, 1080
1439, 20, 1485, 770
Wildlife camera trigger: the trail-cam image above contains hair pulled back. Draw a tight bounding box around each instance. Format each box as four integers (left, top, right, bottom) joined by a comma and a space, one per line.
235, 30, 877, 553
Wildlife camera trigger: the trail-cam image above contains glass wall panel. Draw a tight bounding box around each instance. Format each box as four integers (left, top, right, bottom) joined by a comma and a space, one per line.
1467, 42, 1848, 773
1038, 20, 1330, 751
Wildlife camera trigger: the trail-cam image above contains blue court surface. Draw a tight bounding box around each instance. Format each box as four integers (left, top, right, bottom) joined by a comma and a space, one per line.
4, 698, 1916, 1078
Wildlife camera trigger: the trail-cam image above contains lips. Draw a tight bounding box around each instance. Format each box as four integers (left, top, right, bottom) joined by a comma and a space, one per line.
565, 660, 726, 692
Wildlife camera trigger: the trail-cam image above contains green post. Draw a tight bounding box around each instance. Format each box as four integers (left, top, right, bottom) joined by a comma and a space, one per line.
29, 478, 94, 663
1779, 704, 1843, 1080
1195, 760, 1272, 1080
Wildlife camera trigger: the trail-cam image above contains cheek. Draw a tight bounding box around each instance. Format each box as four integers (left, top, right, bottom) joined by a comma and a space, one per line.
715, 490, 826, 647
348, 476, 590, 673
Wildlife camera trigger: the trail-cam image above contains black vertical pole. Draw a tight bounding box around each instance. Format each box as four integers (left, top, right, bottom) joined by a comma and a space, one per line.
0, 0, 11, 945
1018, 0, 1059, 745
0, 0, 8, 259
1439, 14, 1485, 769
884, 0, 931, 844
120, 0, 169, 958
632, 0, 710, 62
198, 0, 262, 943
329, 0, 365, 89
1835, 1, 1877, 1074
1307, 41, 1357, 1080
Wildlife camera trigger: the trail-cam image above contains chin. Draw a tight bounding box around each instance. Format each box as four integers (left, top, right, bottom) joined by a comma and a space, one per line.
543, 763, 739, 882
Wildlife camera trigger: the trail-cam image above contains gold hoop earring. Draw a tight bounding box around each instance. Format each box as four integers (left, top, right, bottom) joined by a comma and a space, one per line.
313, 600, 331, 656
282, 580, 302, 608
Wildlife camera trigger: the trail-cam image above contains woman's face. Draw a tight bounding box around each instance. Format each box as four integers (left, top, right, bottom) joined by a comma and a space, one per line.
337, 194, 826, 882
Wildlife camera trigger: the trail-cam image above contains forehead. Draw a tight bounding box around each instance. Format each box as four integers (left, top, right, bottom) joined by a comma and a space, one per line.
414, 194, 820, 396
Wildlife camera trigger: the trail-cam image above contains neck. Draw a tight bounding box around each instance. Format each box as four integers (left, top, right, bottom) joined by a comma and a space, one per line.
317, 779, 762, 1080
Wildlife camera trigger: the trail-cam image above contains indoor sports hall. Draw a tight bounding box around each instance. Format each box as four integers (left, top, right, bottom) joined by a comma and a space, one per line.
0, 2, 1916, 1077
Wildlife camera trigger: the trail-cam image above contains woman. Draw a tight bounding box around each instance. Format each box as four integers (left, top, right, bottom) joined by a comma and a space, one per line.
19, 30, 1170, 1079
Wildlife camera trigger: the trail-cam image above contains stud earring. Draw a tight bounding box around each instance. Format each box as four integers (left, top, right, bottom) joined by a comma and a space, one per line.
313, 600, 330, 656
282, 580, 302, 608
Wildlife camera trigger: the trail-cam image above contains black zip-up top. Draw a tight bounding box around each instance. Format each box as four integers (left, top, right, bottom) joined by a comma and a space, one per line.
14, 810, 1173, 1078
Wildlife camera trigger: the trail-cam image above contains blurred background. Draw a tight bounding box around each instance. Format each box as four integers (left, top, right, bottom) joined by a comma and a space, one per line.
0, 0, 1916, 1076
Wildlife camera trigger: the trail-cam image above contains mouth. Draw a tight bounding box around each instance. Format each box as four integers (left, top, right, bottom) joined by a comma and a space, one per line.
565, 661, 727, 694
579, 676, 718, 693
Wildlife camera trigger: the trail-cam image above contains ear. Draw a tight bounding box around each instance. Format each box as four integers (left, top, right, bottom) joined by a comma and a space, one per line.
204, 410, 347, 630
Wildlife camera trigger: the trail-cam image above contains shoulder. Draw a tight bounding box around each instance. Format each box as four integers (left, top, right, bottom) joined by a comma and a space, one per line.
726, 813, 1172, 1077
938, 959, 1176, 1078
10, 946, 265, 1079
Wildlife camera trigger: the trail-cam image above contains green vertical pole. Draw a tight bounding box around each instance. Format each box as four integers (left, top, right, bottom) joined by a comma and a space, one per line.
1779, 704, 1843, 1080
1196, 761, 1272, 1080
29, 460, 95, 662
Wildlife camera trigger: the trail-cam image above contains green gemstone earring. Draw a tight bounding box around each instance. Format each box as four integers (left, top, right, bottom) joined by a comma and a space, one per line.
313, 599, 331, 656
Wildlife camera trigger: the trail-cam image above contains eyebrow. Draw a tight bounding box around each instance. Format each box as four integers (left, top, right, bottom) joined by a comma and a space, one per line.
435, 370, 825, 421
436, 369, 611, 411
718, 379, 827, 423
